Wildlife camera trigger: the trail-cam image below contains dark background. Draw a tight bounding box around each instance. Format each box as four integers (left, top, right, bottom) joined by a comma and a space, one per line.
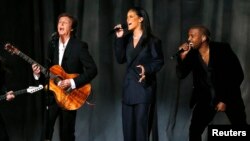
0, 0, 249, 141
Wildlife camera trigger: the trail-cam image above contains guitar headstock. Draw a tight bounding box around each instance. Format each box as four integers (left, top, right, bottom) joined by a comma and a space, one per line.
27, 85, 44, 94
4, 43, 20, 55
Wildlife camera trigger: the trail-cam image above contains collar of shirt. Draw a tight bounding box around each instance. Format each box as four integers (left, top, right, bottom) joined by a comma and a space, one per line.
59, 37, 70, 48
58, 37, 70, 65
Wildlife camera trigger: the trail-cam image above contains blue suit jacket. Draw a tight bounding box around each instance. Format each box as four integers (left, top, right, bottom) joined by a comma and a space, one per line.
114, 34, 164, 105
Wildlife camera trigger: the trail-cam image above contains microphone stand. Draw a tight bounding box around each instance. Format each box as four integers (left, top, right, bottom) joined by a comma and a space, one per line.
44, 64, 51, 141
44, 34, 57, 141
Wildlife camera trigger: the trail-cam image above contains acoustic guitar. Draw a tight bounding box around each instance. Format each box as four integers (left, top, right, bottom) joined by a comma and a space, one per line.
0, 85, 43, 101
4, 43, 91, 110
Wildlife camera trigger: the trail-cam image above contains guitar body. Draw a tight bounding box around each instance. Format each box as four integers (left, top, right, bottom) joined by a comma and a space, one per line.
49, 65, 91, 110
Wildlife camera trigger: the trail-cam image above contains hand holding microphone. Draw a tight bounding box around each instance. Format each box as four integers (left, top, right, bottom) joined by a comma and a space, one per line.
179, 42, 193, 60
112, 24, 127, 37
171, 42, 193, 60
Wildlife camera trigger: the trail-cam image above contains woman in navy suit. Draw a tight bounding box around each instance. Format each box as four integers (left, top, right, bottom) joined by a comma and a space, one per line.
114, 7, 164, 141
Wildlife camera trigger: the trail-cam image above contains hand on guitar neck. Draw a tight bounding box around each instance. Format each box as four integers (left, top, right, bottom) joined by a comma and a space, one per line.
32, 64, 41, 79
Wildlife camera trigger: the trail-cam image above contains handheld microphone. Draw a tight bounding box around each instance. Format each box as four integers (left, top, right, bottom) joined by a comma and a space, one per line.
109, 23, 127, 35
170, 42, 193, 59
170, 49, 185, 60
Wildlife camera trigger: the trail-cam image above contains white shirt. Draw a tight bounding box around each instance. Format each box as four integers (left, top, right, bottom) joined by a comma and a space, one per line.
58, 38, 69, 66
58, 38, 76, 89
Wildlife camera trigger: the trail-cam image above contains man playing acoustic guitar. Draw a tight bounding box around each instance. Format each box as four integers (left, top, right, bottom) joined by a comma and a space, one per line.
32, 13, 97, 141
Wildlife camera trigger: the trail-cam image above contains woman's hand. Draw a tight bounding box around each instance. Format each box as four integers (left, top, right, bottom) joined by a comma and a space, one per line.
137, 65, 145, 83
114, 24, 124, 38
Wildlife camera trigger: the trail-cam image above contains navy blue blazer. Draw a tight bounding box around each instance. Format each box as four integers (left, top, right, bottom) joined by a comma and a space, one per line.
114, 34, 164, 105
177, 42, 245, 108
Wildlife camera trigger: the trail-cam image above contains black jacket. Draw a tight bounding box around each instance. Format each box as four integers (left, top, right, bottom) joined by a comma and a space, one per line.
0, 61, 7, 95
177, 42, 244, 108
48, 37, 97, 88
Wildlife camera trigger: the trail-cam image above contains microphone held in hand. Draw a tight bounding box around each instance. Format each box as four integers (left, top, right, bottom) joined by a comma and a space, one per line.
170, 42, 193, 60
109, 23, 128, 35
170, 49, 185, 60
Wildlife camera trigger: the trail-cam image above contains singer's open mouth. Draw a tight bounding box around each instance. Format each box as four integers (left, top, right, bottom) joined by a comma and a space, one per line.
59, 27, 64, 31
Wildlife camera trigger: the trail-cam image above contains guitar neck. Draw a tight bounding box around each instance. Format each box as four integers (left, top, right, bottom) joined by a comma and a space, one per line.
0, 94, 6, 101
0, 89, 27, 101
18, 51, 48, 75
13, 89, 28, 96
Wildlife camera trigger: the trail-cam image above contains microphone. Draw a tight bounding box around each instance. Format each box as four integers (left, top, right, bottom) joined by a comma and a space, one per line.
50, 32, 58, 48
170, 43, 193, 59
170, 49, 185, 60
50, 32, 59, 40
109, 23, 127, 35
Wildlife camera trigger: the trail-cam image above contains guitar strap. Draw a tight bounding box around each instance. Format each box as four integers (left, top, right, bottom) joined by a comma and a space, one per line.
85, 89, 96, 106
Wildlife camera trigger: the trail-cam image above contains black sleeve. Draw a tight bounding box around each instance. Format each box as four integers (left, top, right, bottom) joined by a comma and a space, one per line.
73, 42, 98, 87
0, 61, 7, 95
176, 49, 195, 79
215, 43, 244, 104
143, 38, 164, 74
114, 35, 130, 64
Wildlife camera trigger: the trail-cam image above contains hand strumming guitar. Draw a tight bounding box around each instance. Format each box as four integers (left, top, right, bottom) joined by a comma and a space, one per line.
58, 79, 71, 90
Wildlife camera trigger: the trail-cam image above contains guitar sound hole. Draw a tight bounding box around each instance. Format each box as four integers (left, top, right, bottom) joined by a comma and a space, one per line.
54, 77, 62, 85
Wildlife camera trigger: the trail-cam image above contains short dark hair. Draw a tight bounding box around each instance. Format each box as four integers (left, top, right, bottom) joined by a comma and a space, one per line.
57, 13, 78, 37
189, 25, 211, 42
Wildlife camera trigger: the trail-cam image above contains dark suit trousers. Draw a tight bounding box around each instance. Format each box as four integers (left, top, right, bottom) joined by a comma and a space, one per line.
189, 102, 247, 141
0, 115, 9, 141
45, 102, 76, 141
122, 103, 151, 141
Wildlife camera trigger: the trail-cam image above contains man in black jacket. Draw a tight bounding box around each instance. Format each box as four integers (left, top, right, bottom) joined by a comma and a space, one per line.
0, 58, 15, 141
32, 13, 97, 141
176, 25, 247, 141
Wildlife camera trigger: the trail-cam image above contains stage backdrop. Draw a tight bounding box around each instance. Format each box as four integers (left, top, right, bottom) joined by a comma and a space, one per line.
0, 0, 249, 141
